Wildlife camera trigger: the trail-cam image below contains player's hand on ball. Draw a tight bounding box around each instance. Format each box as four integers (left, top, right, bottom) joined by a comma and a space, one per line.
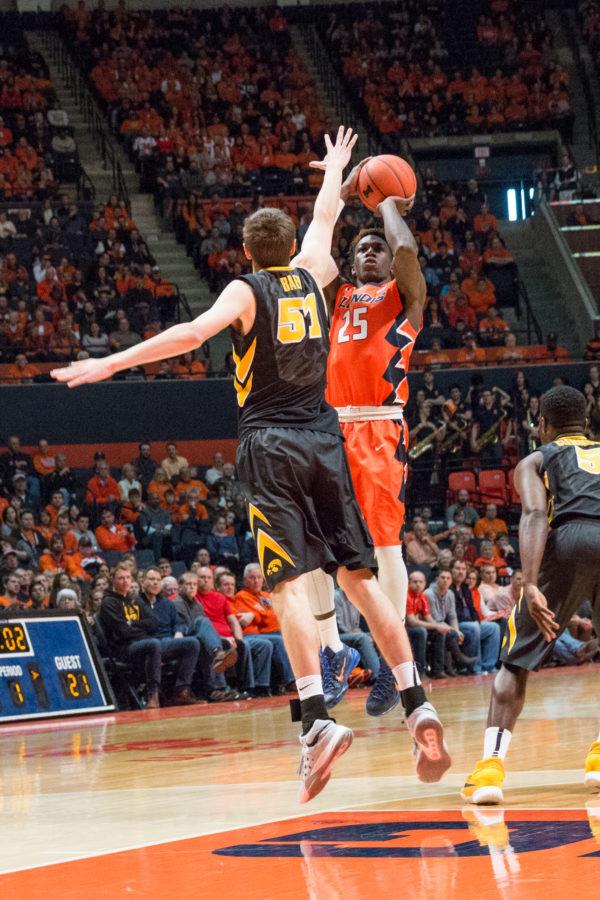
51, 357, 116, 388
376, 195, 416, 217
309, 126, 358, 173
524, 584, 559, 642
340, 157, 372, 201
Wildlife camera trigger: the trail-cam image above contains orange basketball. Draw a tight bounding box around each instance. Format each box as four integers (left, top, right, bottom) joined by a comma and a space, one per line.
357, 155, 417, 212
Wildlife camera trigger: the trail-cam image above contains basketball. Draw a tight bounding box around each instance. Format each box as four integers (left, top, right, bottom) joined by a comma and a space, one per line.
357, 155, 417, 212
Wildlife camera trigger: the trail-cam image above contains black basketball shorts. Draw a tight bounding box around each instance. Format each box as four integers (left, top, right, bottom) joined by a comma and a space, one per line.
236, 427, 377, 590
501, 518, 600, 670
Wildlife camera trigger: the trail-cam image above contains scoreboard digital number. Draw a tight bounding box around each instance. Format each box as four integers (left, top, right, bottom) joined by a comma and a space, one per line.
0, 611, 115, 723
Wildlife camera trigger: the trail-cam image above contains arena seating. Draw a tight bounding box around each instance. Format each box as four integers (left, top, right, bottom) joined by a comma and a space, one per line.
318, 0, 573, 145
61, 5, 327, 207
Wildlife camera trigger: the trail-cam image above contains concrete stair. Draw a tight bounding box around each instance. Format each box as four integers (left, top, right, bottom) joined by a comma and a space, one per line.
26, 30, 219, 348
289, 24, 372, 160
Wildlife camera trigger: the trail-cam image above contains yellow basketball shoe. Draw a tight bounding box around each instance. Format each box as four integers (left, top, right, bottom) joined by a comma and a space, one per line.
587, 802, 600, 844
584, 741, 600, 790
461, 757, 505, 805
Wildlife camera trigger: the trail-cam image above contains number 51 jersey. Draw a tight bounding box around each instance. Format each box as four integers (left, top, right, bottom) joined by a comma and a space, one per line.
231, 267, 341, 438
326, 279, 419, 410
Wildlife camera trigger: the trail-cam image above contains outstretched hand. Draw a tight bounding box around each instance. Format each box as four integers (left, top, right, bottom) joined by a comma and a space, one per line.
309, 126, 358, 173
51, 357, 116, 388
340, 156, 371, 201
524, 584, 559, 643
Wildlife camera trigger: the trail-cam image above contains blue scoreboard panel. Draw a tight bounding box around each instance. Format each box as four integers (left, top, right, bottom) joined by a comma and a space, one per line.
0, 610, 116, 723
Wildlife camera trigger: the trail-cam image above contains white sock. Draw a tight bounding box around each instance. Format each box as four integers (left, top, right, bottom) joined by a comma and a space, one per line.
483, 726, 512, 761
296, 675, 324, 701
375, 545, 408, 619
392, 660, 421, 691
306, 569, 343, 652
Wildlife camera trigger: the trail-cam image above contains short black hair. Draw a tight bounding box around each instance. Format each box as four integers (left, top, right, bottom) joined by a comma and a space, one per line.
540, 386, 586, 429
350, 227, 389, 261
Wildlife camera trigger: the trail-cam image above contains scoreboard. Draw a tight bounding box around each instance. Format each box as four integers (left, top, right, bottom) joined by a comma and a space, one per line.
0, 610, 116, 723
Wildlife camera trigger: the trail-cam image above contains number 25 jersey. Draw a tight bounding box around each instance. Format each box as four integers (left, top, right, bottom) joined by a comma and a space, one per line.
326, 279, 419, 409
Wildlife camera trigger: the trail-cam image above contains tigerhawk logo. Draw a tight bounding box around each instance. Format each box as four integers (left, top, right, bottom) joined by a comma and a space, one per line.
266, 559, 283, 576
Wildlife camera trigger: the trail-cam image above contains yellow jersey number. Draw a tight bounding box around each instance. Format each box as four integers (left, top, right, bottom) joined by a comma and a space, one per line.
575, 445, 600, 475
277, 293, 322, 344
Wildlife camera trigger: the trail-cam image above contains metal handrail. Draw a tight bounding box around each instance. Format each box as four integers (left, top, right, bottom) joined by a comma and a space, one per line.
302, 23, 380, 156
43, 30, 131, 211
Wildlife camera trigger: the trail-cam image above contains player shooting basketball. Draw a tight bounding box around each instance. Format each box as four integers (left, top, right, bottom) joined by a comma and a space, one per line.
51, 127, 450, 802
304, 156, 426, 716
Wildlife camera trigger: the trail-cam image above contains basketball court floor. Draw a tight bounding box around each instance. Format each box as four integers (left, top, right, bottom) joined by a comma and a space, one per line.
0, 665, 598, 898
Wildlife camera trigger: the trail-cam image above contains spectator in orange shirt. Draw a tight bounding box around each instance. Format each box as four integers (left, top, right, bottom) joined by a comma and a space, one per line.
33, 438, 56, 478
64, 536, 104, 581
474, 539, 507, 572
459, 240, 482, 274
36, 508, 55, 545
95, 508, 136, 553
463, 275, 496, 313
39, 534, 67, 576
46, 490, 67, 527
148, 467, 172, 501
173, 351, 208, 380
120, 488, 144, 526
473, 203, 498, 237
483, 236, 515, 268
175, 466, 208, 501
0, 573, 23, 608
478, 306, 509, 345
500, 332, 524, 364
456, 332, 486, 367
7, 353, 40, 384
86, 460, 120, 509
473, 504, 508, 539
447, 294, 477, 330
272, 140, 297, 170
231, 563, 293, 686
56, 513, 79, 554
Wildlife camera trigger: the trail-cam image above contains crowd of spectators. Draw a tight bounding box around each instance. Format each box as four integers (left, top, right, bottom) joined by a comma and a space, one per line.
321, 0, 573, 145
0, 25, 79, 195
0, 192, 186, 370
62, 3, 328, 208
1, 429, 596, 710
405, 362, 600, 503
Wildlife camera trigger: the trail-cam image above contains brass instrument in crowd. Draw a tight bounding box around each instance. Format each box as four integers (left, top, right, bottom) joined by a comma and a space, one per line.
474, 410, 507, 452
439, 399, 469, 456
409, 422, 446, 460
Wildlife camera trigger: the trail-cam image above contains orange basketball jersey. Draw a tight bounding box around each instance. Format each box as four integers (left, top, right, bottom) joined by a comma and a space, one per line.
326, 280, 419, 409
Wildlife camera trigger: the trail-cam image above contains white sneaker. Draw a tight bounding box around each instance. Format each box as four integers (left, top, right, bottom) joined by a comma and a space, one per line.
298, 718, 353, 803
407, 702, 451, 783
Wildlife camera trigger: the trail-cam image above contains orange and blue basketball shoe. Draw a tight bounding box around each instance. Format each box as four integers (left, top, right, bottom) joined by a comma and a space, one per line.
321, 645, 361, 709
461, 757, 505, 804
584, 741, 600, 790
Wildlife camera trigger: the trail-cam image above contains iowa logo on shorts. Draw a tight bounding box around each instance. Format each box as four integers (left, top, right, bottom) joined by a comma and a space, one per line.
249, 503, 295, 580
266, 559, 283, 576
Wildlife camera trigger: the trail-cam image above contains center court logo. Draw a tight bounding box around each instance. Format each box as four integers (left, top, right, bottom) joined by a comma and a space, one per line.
213, 818, 596, 859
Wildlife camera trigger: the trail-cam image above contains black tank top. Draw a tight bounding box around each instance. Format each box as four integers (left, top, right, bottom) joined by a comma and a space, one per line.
538, 434, 600, 526
231, 267, 341, 438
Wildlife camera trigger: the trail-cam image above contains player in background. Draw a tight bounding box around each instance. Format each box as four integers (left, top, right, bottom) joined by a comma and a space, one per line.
305, 159, 425, 716
52, 128, 450, 802
462, 386, 600, 804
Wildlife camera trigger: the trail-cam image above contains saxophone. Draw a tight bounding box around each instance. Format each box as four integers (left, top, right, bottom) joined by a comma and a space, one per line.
475, 410, 507, 451
409, 423, 445, 459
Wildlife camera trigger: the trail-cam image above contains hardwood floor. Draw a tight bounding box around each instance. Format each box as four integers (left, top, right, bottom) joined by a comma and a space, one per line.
0, 664, 598, 898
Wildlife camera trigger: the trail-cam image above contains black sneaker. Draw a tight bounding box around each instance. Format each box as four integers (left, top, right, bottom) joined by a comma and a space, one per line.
365, 660, 401, 717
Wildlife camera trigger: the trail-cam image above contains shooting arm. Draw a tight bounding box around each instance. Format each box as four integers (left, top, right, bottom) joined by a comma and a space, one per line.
379, 197, 426, 332
514, 452, 549, 587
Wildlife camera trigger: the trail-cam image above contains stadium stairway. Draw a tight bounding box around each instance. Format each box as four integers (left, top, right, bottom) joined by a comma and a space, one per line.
289, 23, 373, 160
501, 220, 580, 355
26, 31, 215, 327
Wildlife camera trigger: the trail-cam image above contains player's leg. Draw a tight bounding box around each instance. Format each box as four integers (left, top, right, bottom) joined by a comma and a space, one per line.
338, 566, 451, 783
271, 574, 353, 803
463, 526, 593, 804
305, 569, 361, 709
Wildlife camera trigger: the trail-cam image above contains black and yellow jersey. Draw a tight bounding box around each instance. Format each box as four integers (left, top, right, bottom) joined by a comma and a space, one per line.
231, 266, 340, 438
538, 434, 600, 527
